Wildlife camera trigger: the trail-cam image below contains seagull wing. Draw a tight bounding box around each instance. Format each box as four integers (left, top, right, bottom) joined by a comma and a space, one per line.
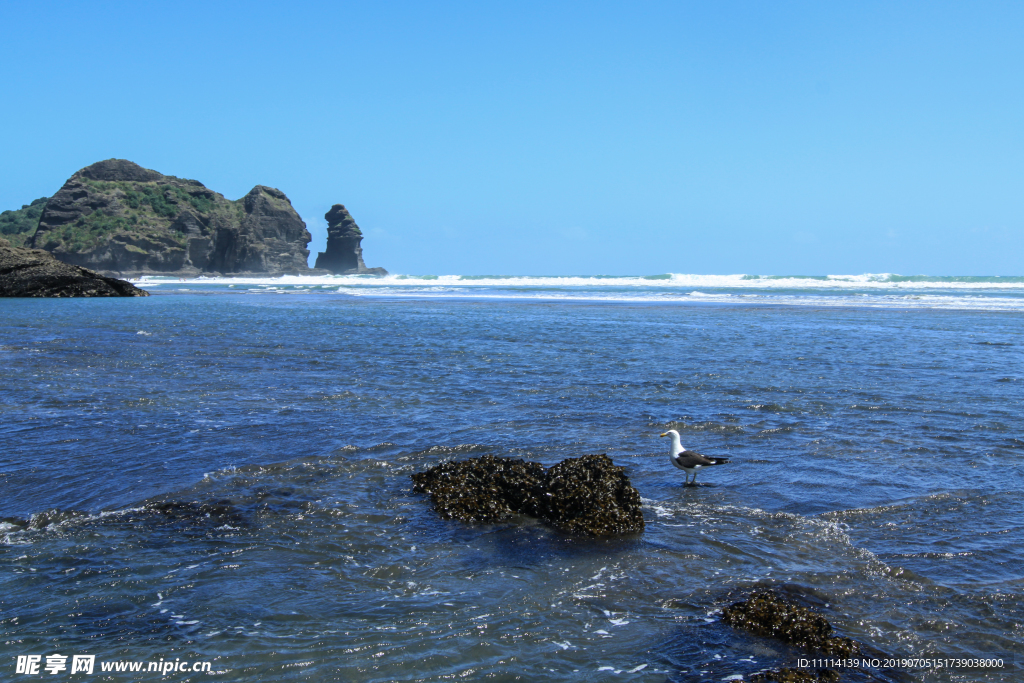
674, 450, 729, 468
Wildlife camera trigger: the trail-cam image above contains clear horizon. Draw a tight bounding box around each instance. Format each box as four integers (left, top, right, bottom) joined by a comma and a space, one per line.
2, 1, 1022, 276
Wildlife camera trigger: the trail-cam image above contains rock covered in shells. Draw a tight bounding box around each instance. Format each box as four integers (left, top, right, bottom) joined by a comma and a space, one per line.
411, 454, 644, 536
544, 454, 645, 535
410, 455, 547, 523
721, 590, 859, 658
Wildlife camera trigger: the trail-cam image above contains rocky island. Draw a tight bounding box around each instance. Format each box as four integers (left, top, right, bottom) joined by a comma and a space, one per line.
31, 159, 314, 277
2, 159, 387, 279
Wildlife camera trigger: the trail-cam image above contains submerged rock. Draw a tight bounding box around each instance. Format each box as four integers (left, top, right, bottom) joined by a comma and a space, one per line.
314, 204, 387, 275
0, 508, 90, 532
411, 453, 644, 536
749, 668, 840, 683
0, 238, 149, 297
722, 589, 859, 658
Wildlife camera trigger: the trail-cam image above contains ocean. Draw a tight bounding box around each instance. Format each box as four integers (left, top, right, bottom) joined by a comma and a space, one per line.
2, 273, 1022, 682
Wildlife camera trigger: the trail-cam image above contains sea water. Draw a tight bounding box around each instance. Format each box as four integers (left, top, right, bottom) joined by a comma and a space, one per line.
1, 274, 1022, 682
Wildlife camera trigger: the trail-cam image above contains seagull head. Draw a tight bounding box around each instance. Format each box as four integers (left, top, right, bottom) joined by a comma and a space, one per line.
659, 429, 684, 455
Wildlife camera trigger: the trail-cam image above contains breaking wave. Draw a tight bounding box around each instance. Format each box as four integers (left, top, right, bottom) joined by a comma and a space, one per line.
132, 272, 1024, 311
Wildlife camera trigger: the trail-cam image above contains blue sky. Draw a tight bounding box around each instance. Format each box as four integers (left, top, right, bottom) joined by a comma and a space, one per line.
2, 1, 1021, 275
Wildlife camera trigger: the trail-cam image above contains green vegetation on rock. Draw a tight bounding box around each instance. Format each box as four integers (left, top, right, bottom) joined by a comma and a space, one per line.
53, 210, 150, 252
41, 179, 229, 254
115, 182, 213, 216
0, 197, 48, 248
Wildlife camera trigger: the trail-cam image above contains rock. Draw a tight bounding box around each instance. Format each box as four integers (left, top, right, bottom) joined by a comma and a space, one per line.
544, 454, 646, 536
144, 500, 246, 528
0, 238, 149, 297
721, 589, 859, 658
411, 455, 548, 523
78, 158, 163, 182
314, 204, 387, 275
411, 453, 644, 536
30, 159, 314, 277
13, 508, 89, 531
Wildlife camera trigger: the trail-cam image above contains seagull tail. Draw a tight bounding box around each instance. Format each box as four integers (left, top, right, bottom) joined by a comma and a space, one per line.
707, 457, 730, 465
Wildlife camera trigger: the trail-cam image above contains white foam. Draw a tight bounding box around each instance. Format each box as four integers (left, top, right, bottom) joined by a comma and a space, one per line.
135, 272, 1024, 290
130, 272, 1024, 311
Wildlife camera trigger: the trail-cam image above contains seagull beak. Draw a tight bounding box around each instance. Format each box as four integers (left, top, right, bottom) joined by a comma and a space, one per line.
659, 432, 668, 437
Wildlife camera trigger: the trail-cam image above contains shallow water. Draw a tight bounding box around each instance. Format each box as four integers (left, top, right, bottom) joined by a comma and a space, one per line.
2, 289, 1022, 681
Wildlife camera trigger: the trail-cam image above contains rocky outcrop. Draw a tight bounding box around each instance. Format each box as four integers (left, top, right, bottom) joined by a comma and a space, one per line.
544, 454, 646, 536
31, 159, 313, 277
0, 238, 149, 297
722, 590, 859, 657
314, 204, 387, 275
411, 454, 644, 536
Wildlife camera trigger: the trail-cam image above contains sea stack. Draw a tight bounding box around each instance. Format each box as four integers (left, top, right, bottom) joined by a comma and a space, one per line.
314, 204, 387, 275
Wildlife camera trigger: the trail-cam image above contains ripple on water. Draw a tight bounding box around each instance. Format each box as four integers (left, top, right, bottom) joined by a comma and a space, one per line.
1, 296, 1023, 680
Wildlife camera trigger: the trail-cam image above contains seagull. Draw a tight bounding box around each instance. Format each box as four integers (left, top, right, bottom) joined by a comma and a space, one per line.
659, 429, 730, 485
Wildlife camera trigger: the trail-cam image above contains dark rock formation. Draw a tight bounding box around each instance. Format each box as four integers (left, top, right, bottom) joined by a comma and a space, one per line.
722, 590, 859, 658
78, 158, 163, 182
544, 454, 645, 536
411, 454, 644, 536
749, 669, 840, 683
0, 508, 89, 532
31, 159, 313, 277
314, 204, 387, 275
0, 238, 149, 297
412, 455, 548, 523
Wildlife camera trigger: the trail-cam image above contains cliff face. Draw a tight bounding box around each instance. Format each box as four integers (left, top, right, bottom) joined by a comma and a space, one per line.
314, 204, 387, 275
31, 159, 312, 276
0, 238, 149, 297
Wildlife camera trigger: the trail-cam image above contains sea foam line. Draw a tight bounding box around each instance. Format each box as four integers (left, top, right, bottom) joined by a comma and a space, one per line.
136, 273, 1024, 291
